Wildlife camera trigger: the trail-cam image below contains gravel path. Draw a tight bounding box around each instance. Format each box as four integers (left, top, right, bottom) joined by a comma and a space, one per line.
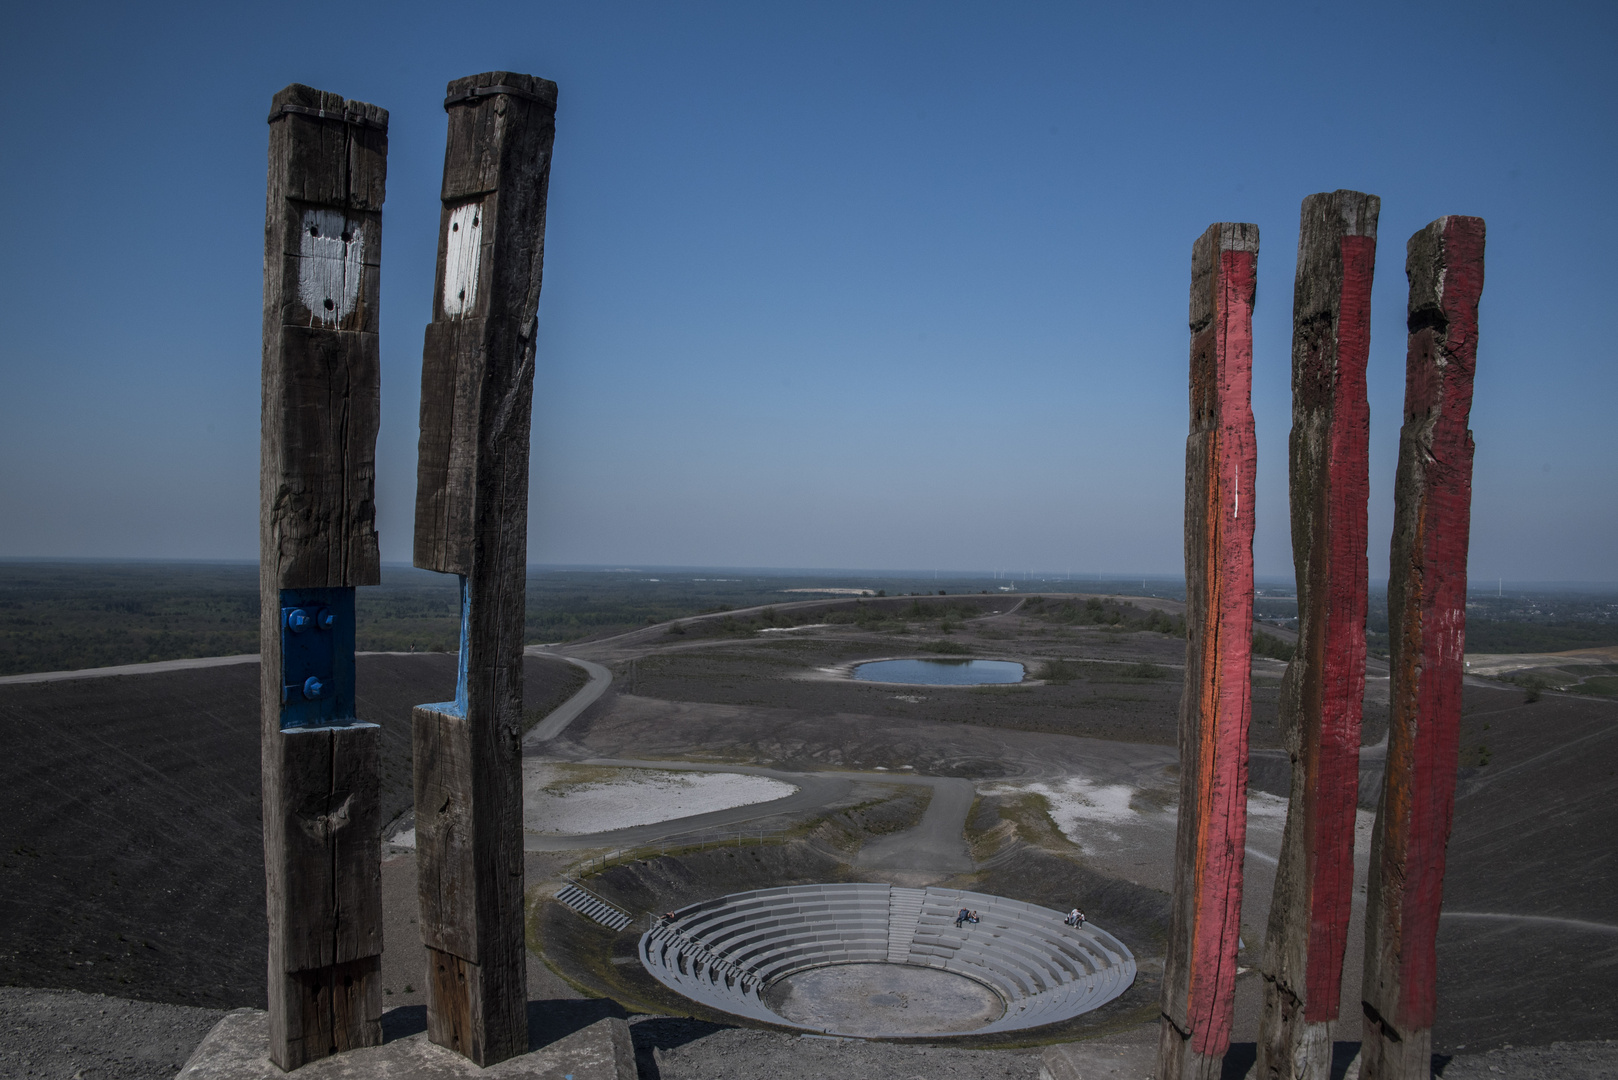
523, 653, 613, 742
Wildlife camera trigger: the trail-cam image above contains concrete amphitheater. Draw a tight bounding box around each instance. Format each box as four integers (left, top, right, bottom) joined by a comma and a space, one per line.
638, 883, 1135, 1037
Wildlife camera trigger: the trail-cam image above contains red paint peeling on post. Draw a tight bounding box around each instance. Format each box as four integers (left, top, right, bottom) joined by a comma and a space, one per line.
1395, 220, 1481, 1029
1362, 216, 1484, 1080
1258, 191, 1377, 1080
1161, 223, 1257, 1080
1188, 247, 1258, 1057
1302, 230, 1374, 1020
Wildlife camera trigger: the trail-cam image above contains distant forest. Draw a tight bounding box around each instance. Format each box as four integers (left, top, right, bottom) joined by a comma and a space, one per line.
1, 561, 1614, 677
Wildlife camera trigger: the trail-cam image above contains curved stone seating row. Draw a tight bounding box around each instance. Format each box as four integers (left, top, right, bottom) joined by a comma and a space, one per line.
903, 887, 1135, 1033
637, 883, 1135, 1037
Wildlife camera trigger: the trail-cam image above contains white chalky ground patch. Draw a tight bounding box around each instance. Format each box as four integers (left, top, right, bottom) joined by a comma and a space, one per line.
984, 779, 1297, 856
441, 201, 484, 316
297, 208, 364, 325
984, 776, 1141, 851
523, 765, 797, 835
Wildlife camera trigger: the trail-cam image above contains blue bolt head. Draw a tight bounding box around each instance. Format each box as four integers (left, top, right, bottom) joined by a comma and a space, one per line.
302, 676, 325, 700
285, 608, 313, 634
317, 608, 336, 630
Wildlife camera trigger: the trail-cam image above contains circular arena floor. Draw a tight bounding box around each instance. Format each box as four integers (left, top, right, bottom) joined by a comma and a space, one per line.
638, 883, 1136, 1037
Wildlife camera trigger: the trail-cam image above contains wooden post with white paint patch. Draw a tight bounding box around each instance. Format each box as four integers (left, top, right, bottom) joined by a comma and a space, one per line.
1159, 222, 1259, 1080
1360, 216, 1485, 1080
411, 71, 557, 1067
1257, 190, 1378, 1080
260, 83, 387, 1070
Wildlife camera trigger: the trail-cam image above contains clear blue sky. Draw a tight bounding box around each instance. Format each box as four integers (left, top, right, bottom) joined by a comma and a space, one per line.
2, 1, 1613, 581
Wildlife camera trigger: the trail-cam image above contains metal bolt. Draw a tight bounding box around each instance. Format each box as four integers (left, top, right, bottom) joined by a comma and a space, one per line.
317, 608, 336, 630
286, 608, 313, 633
302, 676, 325, 700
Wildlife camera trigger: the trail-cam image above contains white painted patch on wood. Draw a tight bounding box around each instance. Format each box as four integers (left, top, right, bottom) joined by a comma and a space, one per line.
442, 201, 484, 317
297, 209, 364, 326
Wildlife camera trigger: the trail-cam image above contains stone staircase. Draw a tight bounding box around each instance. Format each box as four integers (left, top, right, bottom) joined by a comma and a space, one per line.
556, 882, 632, 931
886, 886, 925, 962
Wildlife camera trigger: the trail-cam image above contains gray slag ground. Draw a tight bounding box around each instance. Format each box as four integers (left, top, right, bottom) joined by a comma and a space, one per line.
0, 987, 223, 1080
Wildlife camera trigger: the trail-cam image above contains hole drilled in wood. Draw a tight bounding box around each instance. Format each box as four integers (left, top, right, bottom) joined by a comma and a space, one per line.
298, 209, 364, 327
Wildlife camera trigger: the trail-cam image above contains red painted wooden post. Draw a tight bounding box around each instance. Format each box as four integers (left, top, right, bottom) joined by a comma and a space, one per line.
1159, 223, 1259, 1080
259, 83, 387, 1069
1257, 190, 1378, 1080
1361, 216, 1485, 1080
412, 71, 558, 1068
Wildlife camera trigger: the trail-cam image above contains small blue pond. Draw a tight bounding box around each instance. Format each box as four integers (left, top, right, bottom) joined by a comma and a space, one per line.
852, 659, 1025, 686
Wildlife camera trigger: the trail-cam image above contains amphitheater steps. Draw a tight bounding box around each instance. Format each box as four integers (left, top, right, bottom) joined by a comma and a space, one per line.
637, 883, 1136, 1037
886, 887, 924, 962
556, 883, 632, 931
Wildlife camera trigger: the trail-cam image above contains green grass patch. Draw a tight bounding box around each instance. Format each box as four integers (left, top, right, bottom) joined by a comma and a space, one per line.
1022, 595, 1185, 637
1252, 631, 1295, 662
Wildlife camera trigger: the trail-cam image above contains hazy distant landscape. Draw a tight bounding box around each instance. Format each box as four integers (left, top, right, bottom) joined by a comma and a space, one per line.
2, 560, 1615, 679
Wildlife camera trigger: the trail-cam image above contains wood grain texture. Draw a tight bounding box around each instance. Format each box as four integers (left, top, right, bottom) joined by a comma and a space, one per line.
411, 71, 557, 1068
415, 70, 557, 573
260, 83, 387, 1070
1361, 216, 1485, 1080
261, 83, 384, 592
1257, 191, 1378, 1080
1159, 222, 1259, 1080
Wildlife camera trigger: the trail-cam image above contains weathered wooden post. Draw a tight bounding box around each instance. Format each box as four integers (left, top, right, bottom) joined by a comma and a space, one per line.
259, 84, 387, 1070
412, 71, 558, 1067
1159, 223, 1259, 1080
1360, 216, 1485, 1080
1257, 191, 1378, 1080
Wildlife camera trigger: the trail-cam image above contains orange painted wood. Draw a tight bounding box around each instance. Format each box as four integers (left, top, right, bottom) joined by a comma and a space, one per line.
1159, 222, 1259, 1080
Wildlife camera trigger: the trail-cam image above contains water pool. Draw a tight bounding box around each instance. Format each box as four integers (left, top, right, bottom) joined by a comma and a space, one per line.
851, 658, 1025, 685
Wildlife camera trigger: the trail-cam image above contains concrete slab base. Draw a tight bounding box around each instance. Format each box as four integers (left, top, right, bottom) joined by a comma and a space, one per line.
176, 1008, 635, 1080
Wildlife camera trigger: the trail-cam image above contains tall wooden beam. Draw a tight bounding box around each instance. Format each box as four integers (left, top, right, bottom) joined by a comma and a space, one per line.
1159, 223, 1259, 1080
1361, 216, 1485, 1080
412, 71, 558, 1068
1257, 191, 1378, 1080
259, 83, 387, 1070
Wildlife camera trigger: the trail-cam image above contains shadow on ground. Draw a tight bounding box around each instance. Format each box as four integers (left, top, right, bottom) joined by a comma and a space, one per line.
381, 997, 628, 1052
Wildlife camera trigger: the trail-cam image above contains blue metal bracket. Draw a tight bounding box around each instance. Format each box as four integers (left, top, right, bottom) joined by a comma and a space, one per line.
418, 574, 470, 718
278, 586, 357, 729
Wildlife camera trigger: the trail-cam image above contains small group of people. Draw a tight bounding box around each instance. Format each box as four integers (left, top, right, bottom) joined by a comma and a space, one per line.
1064, 908, 1086, 928
955, 908, 980, 928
